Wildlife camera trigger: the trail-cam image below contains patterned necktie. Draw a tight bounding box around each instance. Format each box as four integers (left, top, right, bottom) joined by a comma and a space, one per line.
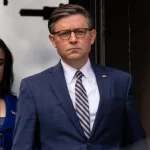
75, 71, 90, 138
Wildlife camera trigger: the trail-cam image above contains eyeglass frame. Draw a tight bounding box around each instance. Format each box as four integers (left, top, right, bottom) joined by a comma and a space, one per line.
51, 28, 92, 40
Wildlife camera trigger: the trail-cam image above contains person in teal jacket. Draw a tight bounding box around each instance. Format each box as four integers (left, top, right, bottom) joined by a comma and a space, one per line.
0, 39, 17, 150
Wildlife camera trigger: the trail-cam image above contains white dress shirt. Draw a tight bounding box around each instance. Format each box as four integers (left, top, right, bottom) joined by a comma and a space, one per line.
61, 59, 100, 131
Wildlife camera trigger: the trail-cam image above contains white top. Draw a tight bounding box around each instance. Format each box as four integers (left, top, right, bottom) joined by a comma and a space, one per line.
61, 59, 100, 131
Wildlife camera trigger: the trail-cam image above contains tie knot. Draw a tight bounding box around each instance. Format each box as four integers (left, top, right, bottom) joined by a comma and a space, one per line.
75, 71, 84, 79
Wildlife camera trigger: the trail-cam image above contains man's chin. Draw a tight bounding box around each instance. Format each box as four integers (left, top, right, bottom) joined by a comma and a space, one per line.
67, 55, 82, 60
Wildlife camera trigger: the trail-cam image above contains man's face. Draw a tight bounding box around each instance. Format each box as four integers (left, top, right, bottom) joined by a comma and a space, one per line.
49, 14, 96, 64
0, 49, 5, 81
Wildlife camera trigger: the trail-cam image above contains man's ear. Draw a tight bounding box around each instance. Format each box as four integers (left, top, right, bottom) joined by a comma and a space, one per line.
90, 29, 97, 45
49, 34, 56, 48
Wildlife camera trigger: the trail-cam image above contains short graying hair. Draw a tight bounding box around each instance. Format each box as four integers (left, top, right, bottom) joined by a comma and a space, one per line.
48, 4, 94, 34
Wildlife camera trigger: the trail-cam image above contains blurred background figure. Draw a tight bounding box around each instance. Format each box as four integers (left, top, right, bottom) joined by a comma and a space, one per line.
0, 39, 17, 150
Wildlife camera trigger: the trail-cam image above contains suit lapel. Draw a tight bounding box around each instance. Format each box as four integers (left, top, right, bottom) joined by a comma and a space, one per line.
90, 65, 111, 139
0, 95, 16, 131
48, 62, 87, 140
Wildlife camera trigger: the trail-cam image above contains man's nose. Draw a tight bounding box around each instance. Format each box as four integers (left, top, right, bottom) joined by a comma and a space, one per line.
69, 31, 77, 42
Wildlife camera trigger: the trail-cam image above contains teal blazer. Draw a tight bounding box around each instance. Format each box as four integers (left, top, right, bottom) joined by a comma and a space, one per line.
0, 94, 17, 150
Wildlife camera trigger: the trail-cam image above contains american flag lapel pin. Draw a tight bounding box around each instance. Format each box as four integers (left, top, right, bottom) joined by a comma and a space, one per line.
11, 110, 16, 115
102, 74, 107, 78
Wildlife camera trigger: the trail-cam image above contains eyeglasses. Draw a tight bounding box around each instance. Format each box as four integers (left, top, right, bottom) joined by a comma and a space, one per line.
52, 28, 91, 40
0, 59, 4, 66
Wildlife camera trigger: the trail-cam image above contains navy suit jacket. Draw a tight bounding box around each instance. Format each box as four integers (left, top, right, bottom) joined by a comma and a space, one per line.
12, 62, 148, 150
0, 94, 17, 150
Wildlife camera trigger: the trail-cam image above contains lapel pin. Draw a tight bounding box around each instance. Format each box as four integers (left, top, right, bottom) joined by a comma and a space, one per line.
102, 74, 107, 78
11, 110, 16, 115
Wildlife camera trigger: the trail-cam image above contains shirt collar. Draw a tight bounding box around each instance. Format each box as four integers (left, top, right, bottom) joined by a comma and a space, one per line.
61, 59, 93, 84
80, 59, 92, 80
61, 60, 77, 84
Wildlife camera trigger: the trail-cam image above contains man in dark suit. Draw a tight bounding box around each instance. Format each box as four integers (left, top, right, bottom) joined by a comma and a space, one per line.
12, 4, 148, 150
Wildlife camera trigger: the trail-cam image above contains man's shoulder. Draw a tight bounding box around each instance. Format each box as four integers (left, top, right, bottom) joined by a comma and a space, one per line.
22, 65, 56, 84
93, 64, 131, 79
93, 64, 132, 89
